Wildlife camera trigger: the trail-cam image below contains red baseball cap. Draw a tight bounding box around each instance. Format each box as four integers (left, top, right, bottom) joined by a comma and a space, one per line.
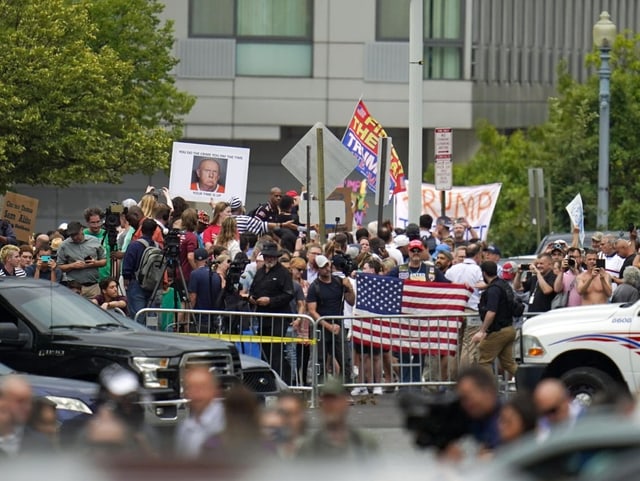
286, 190, 299, 198
408, 239, 424, 251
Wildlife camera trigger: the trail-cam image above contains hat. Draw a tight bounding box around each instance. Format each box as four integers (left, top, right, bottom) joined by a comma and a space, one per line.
592, 231, 604, 242
436, 216, 453, 229
57, 222, 68, 231
261, 243, 279, 257
122, 198, 137, 209
484, 244, 501, 256
435, 244, 451, 253
394, 234, 410, 247
197, 210, 210, 224
66, 221, 83, 236
285, 190, 299, 198
194, 248, 209, 261
331, 255, 347, 268
315, 254, 330, 268
50, 238, 63, 251
501, 261, 517, 281
320, 376, 347, 397
408, 239, 424, 251
229, 196, 243, 210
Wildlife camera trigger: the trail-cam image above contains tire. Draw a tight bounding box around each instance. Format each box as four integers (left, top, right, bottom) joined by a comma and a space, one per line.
560, 367, 616, 407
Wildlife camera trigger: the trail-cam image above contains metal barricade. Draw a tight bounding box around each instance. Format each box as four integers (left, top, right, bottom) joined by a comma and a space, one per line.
134, 308, 320, 406
315, 313, 478, 396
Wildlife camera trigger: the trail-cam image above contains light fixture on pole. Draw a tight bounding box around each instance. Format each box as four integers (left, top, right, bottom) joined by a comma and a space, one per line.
593, 11, 616, 230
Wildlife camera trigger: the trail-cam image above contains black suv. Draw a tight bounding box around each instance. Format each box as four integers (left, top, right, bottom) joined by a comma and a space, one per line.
0, 278, 241, 425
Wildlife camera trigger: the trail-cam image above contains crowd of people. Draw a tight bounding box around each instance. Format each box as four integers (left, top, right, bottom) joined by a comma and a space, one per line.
3, 186, 640, 391
2, 187, 640, 464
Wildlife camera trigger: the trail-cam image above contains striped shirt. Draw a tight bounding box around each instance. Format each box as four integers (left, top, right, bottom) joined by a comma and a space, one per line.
233, 214, 268, 236
0, 266, 27, 277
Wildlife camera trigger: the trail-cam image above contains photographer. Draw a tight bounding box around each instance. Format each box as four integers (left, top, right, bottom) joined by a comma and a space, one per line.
576, 249, 612, 305
25, 244, 62, 283
553, 247, 583, 308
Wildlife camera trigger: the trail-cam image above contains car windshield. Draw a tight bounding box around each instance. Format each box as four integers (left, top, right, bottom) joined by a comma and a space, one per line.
5, 284, 127, 331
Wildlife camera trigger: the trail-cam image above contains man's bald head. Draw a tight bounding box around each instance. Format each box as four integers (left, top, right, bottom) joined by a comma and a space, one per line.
1, 375, 33, 425
534, 378, 571, 425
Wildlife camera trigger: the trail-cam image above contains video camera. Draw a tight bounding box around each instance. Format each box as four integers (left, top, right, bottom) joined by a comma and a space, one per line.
332, 252, 355, 277
398, 390, 470, 450
164, 228, 181, 260
104, 202, 127, 250
226, 255, 250, 292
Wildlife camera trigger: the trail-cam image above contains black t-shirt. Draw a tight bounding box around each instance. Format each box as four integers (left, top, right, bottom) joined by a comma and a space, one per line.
523, 270, 557, 313
619, 254, 637, 278
306, 276, 345, 317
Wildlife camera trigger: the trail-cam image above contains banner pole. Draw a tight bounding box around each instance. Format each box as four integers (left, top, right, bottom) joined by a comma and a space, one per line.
317, 128, 326, 243
306, 145, 311, 236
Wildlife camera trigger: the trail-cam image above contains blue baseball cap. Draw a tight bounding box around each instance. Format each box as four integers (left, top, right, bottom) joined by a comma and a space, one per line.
434, 244, 451, 254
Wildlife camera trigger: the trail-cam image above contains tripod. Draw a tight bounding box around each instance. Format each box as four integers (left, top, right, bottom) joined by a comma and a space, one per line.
147, 251, 193, 332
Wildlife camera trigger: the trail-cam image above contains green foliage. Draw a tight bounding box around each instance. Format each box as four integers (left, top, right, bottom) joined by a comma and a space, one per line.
0, 0, 194, 191
455, 32, 640, 256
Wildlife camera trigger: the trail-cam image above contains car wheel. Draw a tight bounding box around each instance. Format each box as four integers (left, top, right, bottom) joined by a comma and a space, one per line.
560, 367, 616, 407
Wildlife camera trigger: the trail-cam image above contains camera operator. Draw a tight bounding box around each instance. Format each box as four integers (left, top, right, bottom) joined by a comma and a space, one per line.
453, 367, 501, 454
553, 247, 583, 308
188, 249, 224, 332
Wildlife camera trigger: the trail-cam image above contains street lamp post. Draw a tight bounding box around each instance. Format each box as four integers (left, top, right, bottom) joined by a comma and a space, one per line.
593, 11, 616, 230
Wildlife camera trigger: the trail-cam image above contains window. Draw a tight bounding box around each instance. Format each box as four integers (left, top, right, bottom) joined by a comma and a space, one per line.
189, 0, 313, 77
376, 0, 464, 79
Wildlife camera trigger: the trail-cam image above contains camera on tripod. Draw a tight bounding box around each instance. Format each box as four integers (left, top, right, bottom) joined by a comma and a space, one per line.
164, 229, 181, 260
104, 202, 127, 250
226, 256, 250, 292
105, 203, 125, 230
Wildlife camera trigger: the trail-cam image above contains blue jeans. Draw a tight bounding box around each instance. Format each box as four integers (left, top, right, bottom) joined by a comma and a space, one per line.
126, 280, 151, 323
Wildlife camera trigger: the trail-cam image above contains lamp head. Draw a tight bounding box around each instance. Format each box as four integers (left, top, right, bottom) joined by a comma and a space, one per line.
593, 11, 617, 49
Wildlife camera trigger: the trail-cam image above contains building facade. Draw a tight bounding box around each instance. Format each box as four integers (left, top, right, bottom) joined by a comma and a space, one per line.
16, 0, 640, 232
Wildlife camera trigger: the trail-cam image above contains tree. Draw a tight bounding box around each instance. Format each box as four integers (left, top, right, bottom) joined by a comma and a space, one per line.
0, 0, 194, 192
454, 32, 640, 255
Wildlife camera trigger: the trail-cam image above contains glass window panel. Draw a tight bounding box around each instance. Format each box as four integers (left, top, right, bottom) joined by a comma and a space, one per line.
237, 0, 311, 38
425, 0, 460, 39
377, 0, 410, 40
236, 43, 312, 76
424, 46, 461, 79
190, 0, 234, 36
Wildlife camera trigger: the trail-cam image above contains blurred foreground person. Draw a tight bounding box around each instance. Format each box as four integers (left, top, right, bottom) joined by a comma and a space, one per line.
175, 366, 224, 459
534, 378, 583, 440
455, 367, 500, 451
276, 393, 307, 457
498, 393, 537, 445
297, 377, 377, 459
0, 375, 32, 456
201, 385, 263, 461
83, 365, 156, 457
23, 397, 60, 452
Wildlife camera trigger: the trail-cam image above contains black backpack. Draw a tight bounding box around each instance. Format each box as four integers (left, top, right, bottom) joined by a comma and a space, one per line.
496, 279, 525, 318
421, 234, 437, 254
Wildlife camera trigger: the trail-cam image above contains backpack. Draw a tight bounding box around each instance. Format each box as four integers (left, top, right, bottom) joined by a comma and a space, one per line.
496, 279, 525, 318
421, 234, 437, 254
247, 202, 269, 218
135, 239, 164, 291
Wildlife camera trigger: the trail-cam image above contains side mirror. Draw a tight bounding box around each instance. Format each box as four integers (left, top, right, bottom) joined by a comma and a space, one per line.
0, 323, 26, 347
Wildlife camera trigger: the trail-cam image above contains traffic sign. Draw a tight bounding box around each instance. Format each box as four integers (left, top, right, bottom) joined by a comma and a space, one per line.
434, 128, 452, 191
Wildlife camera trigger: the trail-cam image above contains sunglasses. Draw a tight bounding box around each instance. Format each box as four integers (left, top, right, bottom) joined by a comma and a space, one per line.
539, 404, 562, 417
410, 248, 422, 253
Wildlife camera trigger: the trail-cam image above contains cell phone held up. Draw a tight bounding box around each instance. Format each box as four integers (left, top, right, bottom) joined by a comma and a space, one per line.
520, 263, 531, 272
595, 259, 606, 269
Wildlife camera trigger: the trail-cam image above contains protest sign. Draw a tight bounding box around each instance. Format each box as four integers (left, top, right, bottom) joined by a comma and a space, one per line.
1, 192, 38, 243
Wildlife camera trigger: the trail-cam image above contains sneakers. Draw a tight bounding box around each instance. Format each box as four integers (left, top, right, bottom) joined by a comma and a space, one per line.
351, 387, 368, 396
372, 386, 384, 396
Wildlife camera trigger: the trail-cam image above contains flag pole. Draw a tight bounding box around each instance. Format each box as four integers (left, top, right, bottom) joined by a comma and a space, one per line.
408, 0, 424, 223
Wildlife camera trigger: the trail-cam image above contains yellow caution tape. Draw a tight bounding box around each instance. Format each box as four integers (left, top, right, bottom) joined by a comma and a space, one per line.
181, 333, 316, 345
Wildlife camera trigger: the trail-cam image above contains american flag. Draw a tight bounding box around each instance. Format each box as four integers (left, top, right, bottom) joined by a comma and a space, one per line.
352, 273, 471, 355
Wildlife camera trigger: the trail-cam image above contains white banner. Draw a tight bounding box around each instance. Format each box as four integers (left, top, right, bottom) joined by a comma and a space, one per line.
565, 193, 585, 247
394, 182, 502, 240
169, 142, 250, 204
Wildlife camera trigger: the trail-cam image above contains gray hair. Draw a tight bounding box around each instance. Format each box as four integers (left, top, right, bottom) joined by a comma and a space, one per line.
622, 266, 640, 289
